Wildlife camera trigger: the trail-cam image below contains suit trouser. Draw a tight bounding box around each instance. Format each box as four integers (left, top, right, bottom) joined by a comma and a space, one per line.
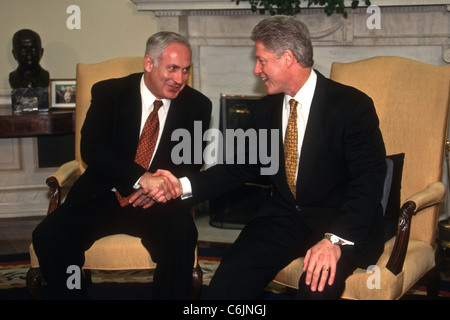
204, 212, 357, 300
32, 192, 197, 300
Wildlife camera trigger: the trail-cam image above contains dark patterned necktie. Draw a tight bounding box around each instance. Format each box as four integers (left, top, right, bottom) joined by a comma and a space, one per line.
284, 99, 298, 199
116, 100, 163, 206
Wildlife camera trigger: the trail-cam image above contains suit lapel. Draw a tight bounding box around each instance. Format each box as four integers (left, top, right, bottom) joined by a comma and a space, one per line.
128, 76, 144, 153
259, 94, 294, 200
116, 73, 143, 157
296, 71, 328, 197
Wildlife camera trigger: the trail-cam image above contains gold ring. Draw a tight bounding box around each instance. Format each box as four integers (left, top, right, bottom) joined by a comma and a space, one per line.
322, 268, 329, 272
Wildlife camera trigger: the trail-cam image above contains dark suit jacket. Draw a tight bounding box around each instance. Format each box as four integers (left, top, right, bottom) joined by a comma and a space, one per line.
65, 72, 212, 214
187, 71, 386, 267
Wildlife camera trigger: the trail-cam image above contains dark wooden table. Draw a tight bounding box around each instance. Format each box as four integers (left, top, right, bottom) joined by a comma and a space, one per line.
0, 105, 75, 138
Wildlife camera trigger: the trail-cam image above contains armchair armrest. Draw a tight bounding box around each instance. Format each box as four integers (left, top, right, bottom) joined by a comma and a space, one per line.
386, 182, 445, 275
46, 160, 82, 215
404, 182, 445, 212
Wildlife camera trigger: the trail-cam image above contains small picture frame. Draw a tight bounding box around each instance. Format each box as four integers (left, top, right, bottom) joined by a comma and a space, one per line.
50, 79, 76, 108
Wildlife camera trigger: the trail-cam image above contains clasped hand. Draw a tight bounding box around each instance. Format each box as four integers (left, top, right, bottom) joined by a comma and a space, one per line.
127, 170, 182, 209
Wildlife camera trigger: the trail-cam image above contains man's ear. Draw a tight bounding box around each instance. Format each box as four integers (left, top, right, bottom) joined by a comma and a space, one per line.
144, 55, 154, 72
283, 49, 295, 68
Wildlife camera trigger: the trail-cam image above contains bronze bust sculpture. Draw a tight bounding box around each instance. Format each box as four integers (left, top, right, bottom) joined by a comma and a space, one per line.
9, 29, 49, 89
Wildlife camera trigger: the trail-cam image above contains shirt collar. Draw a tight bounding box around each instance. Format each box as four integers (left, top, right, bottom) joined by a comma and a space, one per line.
140, 75, 170, 112
285, 69, 317, 111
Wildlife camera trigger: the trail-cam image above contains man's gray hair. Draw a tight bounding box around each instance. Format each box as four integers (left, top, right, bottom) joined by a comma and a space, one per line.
145, 31, 191, 66
251, 15, 314, 68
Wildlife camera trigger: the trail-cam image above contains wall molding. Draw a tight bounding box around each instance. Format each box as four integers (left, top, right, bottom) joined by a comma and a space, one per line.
132, 0, 450, 12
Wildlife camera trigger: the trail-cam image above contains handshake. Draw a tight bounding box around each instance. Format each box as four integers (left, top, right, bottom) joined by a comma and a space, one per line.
127, 169, 183, 209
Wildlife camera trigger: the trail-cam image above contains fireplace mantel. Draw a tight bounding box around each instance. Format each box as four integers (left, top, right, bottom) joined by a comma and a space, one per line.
132, 0, 450, 12
131, 1, 450, 61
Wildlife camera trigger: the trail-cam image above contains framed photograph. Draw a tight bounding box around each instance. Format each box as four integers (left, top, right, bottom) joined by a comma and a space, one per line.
50, 79, 76, 108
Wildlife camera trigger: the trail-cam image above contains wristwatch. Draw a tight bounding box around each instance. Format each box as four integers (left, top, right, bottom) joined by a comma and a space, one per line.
323, 233, 354, 246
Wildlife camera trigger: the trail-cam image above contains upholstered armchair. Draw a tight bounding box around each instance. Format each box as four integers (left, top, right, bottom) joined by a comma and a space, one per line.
26, 57, 201, 299
273, 56, 450, 299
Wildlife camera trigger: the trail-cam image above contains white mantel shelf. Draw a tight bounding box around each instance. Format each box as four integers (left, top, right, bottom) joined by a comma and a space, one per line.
130, 0, 450, 88
132, 0, 450, 12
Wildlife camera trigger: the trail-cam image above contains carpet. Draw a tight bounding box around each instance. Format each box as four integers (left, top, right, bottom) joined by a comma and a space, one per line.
0, 249, 449, 300
0, 248, 290, 300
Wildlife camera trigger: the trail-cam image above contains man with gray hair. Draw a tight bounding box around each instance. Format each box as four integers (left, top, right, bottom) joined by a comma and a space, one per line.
32, 32, 212, 300
157, 15, 386, 300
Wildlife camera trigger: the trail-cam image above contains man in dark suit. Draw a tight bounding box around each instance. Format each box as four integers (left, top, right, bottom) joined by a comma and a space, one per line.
32, 32, 212, 300
158, 15, 386, 299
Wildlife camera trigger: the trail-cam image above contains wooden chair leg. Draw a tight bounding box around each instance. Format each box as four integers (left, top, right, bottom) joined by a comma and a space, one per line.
424, 266, 441, 298
191, 263, 203, 299
84, 269, 93, 287
412, 266, 441, 299
26, 267, 44, 300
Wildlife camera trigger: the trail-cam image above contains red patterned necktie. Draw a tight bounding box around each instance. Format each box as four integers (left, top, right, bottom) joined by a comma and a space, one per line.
116, 100, 163, 206
284, 99, 298, 199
